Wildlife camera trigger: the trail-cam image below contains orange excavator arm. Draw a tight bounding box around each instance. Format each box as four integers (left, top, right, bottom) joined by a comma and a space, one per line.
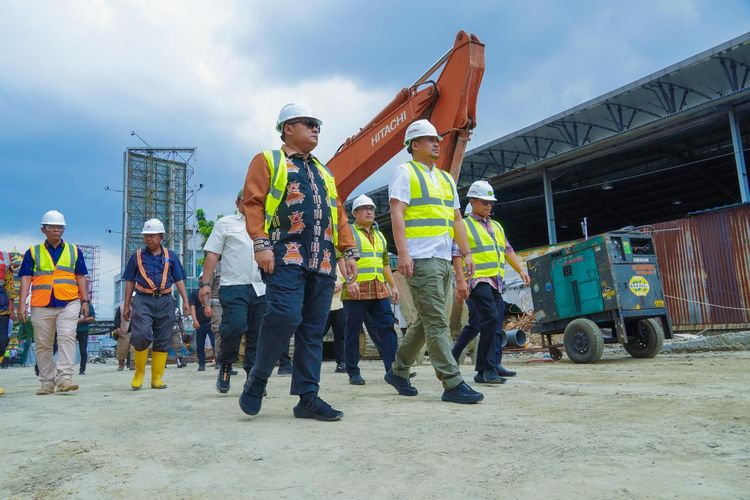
328, 30, 485, 200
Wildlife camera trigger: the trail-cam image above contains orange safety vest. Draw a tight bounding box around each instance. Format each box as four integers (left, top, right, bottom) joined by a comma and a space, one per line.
29, 242, 80, 307
134, 247, 172, 296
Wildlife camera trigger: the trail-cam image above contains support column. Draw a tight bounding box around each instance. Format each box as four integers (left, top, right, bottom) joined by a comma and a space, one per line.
543, 168, 557, 244
728, 109, 750, 203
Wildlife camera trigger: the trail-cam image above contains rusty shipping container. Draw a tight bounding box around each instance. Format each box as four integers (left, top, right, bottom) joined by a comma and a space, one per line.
651, 204, 750, 332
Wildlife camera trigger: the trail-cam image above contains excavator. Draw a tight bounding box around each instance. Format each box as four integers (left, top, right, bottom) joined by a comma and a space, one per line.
327, 30, 485, 200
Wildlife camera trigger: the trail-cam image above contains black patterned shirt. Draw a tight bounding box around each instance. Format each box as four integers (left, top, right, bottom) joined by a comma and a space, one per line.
269, 153, 337, 278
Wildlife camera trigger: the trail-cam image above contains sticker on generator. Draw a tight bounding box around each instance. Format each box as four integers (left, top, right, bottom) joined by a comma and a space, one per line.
601, 287, 615, 300
655, 299, 665, 307
629, 276, 650, 296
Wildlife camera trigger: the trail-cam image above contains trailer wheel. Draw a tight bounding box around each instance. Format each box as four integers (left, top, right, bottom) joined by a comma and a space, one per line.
563, 319, 604, 363
624, 319, 664, 358
549, 347, 563, 361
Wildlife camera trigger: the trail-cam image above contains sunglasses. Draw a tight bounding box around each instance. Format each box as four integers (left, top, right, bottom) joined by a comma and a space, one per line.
287, 118, 320, 131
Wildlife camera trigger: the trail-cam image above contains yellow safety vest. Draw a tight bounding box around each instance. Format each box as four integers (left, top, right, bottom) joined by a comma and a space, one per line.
463, 216, 507, 279
351, 224, 388, 283
403, 161, 455, 240
262, 149, 339, 246
29, 242, 79, 306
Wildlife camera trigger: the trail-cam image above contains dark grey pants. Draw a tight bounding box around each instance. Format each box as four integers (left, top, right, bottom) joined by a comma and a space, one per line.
129, 294, 175, 352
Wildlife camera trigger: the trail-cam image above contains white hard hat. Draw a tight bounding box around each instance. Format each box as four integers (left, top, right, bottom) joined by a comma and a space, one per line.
464, 203, 473, 216
467, 180, 497, 201
141, 218, 166, 234
403, 119, 443, 147
352, 194, 376, 211
41, 210, 66, 226
276, 102, 322, 132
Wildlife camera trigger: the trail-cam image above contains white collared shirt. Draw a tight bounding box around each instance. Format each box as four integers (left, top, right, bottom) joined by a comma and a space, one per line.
388, 161, 461, 261
203, 214, 266, 296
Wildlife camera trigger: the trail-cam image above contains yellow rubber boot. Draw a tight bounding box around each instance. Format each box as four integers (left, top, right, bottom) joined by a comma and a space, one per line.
131, 349, 149, 390
150, 351, 168, 389
0, 387, 5, 396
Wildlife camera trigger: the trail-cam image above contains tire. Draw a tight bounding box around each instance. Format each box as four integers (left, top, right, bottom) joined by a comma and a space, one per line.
563, 318, 605, 364
549, 347, 563, 361
624, 318, 664, 358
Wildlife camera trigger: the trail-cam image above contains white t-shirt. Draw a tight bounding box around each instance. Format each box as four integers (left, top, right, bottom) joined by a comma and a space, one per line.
388, 161, 460, 261
203, 214, 266, 296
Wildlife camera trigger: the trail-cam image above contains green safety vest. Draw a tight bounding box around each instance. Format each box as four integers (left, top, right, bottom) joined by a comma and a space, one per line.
403, 161, 455, 240
351, 224, 388, 283
463, 216, 507, 279
262, 149, 339, 246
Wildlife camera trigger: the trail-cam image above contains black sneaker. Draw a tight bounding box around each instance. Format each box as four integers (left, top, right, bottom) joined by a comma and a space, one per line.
496, 365, 517, 377
216, 364, 232, 393
293, 396, 343, 421
349, 373, 366, 385
335, 362, 346, 373
277, 366, 293, 376
197, 365, 206, 372
384, 369, 418, 396
239, 377, 267, 416
442, 382, 484, 404
480, 369, 507, 385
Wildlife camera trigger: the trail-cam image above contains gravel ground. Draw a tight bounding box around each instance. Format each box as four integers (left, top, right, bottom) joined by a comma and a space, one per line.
1, 349, 749, 499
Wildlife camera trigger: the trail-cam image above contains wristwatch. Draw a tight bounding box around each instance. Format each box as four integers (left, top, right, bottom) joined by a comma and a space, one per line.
199, 281, 211, 288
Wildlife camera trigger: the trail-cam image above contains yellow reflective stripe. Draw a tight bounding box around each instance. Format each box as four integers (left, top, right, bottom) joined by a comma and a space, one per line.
405, 218, 452, 228
407, 162, 454, 206
464, 219, 495, 252
474, 262, 499, 271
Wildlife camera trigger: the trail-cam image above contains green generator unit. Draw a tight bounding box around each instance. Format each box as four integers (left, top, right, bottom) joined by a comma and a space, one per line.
527, 231, 673, 363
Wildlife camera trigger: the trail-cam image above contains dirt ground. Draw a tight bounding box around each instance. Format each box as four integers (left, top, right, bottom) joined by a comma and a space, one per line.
1, 349, 749, 499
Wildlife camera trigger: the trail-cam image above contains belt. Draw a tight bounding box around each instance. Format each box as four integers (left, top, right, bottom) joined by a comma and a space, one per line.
135, 289, 172, 298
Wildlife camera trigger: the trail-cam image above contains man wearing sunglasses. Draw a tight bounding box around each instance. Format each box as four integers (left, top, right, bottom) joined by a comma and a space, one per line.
240, 102, 358, 421
452, 180, 530, 384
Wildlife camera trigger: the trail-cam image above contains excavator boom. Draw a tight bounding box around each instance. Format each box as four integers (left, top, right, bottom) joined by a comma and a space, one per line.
328, 31, 485, 200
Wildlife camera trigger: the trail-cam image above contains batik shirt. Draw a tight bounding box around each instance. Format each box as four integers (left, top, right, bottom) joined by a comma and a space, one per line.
270, 152, 337, 278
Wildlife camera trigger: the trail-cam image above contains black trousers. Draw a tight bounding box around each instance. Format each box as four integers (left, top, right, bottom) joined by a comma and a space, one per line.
0, 315, 10, 356
218, 284, 266, 372
323, 308, 346, 364
195, 322, 214, 366
76, 331, 88, 373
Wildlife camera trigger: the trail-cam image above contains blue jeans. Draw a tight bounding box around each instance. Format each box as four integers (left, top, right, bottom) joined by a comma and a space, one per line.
251, 266, 334, 395
218, 284, 267, 372
342, 298, 398, 376
195, 321, 215, 366
451, 282, 505, 373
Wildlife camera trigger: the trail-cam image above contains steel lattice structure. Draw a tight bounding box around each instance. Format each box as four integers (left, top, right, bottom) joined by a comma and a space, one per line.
120, 147, 196, 272
77, 244, 100, 310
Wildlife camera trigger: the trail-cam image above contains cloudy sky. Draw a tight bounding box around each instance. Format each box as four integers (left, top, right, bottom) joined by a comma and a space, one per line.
1, 0, 748, 318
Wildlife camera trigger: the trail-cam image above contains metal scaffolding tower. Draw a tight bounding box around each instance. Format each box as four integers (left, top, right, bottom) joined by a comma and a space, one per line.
78, 244, 100, 310
120, 147, 196, 274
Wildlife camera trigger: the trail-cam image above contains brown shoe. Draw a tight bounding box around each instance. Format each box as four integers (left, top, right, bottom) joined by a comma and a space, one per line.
56, 381, 79, 393
36, 385, 55, 395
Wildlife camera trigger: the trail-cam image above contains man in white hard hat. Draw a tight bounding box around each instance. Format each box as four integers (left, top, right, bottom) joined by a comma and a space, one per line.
18, 210, 89, 394
387, 119, 484, 404
340, 194, 400, 385
121, 218, 190, 390
240, 102, 359, 421
452, 180, 530, 383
